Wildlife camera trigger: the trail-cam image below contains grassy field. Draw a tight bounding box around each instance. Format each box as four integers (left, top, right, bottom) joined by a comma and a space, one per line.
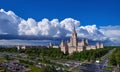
103, 67, 113, 71
29, 65, 41, 72
19, 61, 41, 72
0, 58, 6, 63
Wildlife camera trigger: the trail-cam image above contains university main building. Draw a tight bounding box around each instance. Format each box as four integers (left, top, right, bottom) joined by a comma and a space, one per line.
17, 26, 104, 54
60, 27, 104, 54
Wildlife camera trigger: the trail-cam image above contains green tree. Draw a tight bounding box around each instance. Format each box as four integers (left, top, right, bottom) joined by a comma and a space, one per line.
39, 66, 57, 72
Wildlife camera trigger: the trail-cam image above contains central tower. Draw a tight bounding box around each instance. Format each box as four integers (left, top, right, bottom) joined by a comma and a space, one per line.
70, 26, 78, 47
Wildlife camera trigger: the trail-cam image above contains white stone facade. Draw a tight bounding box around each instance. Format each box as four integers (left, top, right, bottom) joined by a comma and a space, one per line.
60, 27, 104, 54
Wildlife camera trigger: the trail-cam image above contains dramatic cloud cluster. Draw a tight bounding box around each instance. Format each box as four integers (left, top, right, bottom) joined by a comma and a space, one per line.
0, 9, 21, 35
99, 26, 120, 45
18, 18, 78, 37
76, 25, 107, 41
0, 9, 120, 45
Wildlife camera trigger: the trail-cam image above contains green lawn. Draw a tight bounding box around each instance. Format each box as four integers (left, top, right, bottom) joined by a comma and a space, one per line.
29, 65, 41, 72
0, 58, 6, 63
103, 67, 113, 71
19, 60, 41, 72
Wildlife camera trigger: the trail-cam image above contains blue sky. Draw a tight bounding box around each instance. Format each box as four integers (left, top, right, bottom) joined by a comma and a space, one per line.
0, 0, 120, 27
0, 0, 120, 46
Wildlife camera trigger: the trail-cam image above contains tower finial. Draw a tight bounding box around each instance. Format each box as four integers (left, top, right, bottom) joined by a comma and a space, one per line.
73, 25, 75, 31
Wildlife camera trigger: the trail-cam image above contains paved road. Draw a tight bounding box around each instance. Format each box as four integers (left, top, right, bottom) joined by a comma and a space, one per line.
79, 60, 110, 72
79, 48, 116, 72
98, 48, 116, 70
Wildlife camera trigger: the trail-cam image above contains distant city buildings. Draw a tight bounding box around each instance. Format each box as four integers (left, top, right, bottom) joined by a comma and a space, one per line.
17, 45, 48, 50
60, 26, 104, 54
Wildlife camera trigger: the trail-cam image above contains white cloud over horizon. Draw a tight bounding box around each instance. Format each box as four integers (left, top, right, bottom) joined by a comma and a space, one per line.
0, 9, 120, 45
99, 26, 120, 44
0, 9, 21, 35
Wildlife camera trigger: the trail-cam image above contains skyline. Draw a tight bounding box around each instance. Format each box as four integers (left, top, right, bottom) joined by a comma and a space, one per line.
0, 1, 120, 71
0, 0, 120, 46
0, 8, 120, 46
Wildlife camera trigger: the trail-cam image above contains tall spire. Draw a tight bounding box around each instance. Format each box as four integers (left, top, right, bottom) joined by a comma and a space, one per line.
70, 24, 78, 47
72, 25, 76, 35
74, 25, 75, 31
72, 25, 76, 34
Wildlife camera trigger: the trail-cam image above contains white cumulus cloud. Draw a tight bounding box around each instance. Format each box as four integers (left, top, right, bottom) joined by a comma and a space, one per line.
18, 18, 38, 35
60, 18, 80, 31
76, 25, 107, 41
19, 18, 69, 37
0, 9, 21, 35
99, 26, 120, 43
0, 9, 120, 45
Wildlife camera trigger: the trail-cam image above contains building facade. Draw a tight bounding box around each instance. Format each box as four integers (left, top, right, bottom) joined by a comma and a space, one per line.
60, 27, 104, 54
